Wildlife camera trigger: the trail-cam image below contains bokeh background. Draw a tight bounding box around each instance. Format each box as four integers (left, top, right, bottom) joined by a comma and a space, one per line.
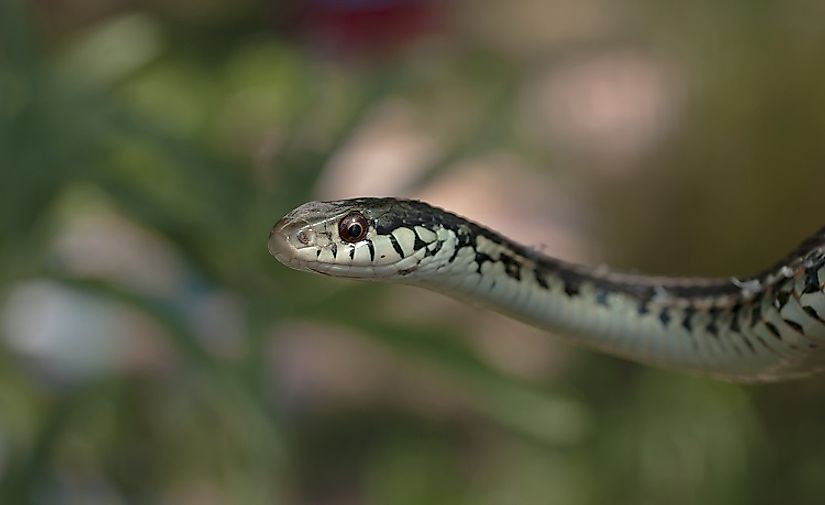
2, 0, 825, 503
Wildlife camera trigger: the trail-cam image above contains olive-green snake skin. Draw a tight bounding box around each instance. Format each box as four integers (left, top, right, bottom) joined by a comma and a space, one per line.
269, 198, 825, 382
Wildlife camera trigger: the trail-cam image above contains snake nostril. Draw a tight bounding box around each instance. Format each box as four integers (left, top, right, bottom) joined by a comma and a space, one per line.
297, 230, 312, 245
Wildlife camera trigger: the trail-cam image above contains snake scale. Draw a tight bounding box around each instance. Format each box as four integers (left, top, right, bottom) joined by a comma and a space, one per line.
269, 197, 825, 382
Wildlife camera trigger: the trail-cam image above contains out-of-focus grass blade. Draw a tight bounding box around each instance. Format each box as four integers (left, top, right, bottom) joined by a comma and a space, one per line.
274, 65, 405, 206
344, 320, 591, 447
282, 277, 590, 445
45, 275, 287, 450
0, 390, 84, 501
404, 53, 521, 192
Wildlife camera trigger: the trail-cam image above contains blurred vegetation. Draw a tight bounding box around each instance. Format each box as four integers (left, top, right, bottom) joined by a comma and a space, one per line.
1, 0, 825, 504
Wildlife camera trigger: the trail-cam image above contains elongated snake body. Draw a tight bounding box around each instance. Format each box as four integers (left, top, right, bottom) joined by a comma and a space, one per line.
269, 198, 825, 382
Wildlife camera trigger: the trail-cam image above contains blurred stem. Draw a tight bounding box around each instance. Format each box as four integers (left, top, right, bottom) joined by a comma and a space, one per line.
0, 391, 83, 502
275, 64, 404, 206
0, 0, 37, 71
335, 318, 590, 447
48, 275, 286, 486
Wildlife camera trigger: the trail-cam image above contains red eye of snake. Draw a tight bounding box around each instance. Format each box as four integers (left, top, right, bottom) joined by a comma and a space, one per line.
338, 213, 368, 243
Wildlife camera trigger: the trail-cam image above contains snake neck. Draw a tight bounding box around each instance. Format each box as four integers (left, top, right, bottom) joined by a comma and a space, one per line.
385, 201, 825, 382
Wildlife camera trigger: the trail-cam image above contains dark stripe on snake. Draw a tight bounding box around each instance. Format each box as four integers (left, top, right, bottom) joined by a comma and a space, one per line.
775, 291, 791, 310
366, 239, 375, 262
784, 319, 804, 334
804, 305, 825, 323
803, 267, 820, 294
475, 252, 494, 273
412, 228, 428, 251
765, 321, 782, 340
659, 308, 671, 327
388, 233, 405, 258
499, 253, 522, 281
534, 268, 549, 289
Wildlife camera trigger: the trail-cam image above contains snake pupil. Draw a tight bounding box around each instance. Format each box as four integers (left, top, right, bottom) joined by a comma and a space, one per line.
338, 212, 368, 243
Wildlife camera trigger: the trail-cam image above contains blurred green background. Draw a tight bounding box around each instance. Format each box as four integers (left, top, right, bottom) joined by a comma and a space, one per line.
2, 0, 825, 503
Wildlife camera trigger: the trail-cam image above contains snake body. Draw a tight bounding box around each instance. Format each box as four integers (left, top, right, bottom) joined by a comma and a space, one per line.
269, 197, 825, 382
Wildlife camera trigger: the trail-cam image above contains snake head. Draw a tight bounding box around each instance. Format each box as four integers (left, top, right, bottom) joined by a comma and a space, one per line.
269, 198, 443, 280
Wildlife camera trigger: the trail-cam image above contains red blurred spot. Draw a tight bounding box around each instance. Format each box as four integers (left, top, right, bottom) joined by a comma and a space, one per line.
299, 0, 439, 56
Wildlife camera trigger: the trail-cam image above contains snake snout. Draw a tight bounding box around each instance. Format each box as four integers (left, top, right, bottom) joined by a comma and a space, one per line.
267, 222, 291, 262
268, 217, 302, 260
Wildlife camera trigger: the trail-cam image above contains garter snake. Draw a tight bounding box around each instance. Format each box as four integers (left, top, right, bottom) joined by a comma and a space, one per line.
269, 197, 825, 382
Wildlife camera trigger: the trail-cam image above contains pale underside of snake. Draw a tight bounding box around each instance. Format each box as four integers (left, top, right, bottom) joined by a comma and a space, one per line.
269, 197, 825, 383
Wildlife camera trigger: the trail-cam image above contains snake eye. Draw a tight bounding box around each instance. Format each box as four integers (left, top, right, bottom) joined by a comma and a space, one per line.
338, 212, 368, 243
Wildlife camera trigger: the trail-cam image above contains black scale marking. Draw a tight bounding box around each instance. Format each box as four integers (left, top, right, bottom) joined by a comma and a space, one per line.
474, 252, 494, 273
682, 307, 695, 332
764, 321, 782, 340
348, 246, 355, 260
447, 247, 461, 264
424, 240, 443, 258
564, 280, 580, 297
330, 243, 338, 259
659, 308, 671, 327
366, 240, 376, 262
729, 303, 743, 333
388, 233, 405, 258
750, 304, 762, 328
784, 319, 804, 334
499, 253, 522, 281
595, 289, 609, 307
637, 299, 650, 316
773, 276, 792, 292
534, 268, 549, 289
774, 290, 791, 311
804, 305, 825, 323
802, 266, 821, 294
411, 228, 428, 251
447, 230, 475, 264
706, 307, 721, 337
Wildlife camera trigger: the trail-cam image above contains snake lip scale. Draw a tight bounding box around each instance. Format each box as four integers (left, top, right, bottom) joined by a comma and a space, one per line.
269, 197, 825, 383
